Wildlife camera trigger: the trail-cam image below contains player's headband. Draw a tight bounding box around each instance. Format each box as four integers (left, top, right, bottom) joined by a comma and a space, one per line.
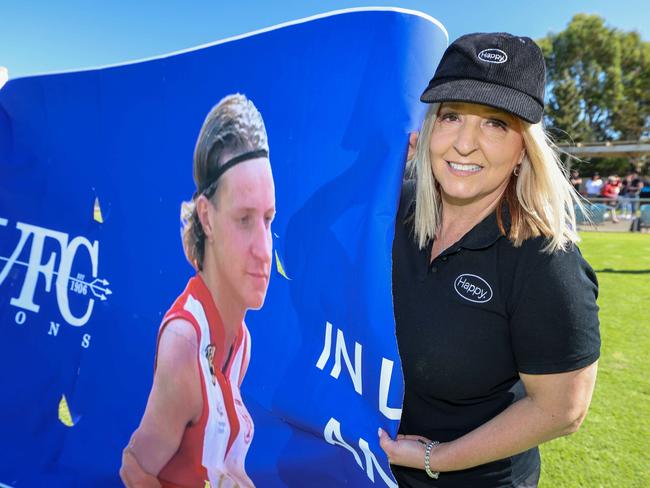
196, 148, 269, 199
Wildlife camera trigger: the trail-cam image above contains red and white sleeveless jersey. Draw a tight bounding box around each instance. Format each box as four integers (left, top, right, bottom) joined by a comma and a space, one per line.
156, 275, 254, 488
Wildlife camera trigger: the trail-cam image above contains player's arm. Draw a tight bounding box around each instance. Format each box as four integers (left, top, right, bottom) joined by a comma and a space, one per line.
120, 319, 203, 486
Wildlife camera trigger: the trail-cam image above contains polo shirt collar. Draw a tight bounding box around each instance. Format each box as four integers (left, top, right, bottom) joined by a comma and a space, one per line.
454, 204, 510, 251
405, 201, 510, 268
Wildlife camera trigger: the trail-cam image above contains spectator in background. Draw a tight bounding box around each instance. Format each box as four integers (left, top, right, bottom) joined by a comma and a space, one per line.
570, 169, 583, 195
628, 172, 644, 215
585, 173, 603, 199
619, 178, 632, 220
601, 176, 620, 223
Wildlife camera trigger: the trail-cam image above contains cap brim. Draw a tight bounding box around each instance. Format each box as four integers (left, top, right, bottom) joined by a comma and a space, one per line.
420, 78, 543, 124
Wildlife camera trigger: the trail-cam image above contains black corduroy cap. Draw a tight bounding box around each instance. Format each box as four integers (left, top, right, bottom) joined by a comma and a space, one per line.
420, 32, 546, 123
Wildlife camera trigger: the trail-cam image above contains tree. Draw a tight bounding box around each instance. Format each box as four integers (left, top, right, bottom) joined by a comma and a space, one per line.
612, 31, 650, 141
540, 15, 650, 174
544, 69, 592, 142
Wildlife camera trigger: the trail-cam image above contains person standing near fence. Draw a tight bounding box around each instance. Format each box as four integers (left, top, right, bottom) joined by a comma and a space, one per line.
628, 172, 644, 215
601, 176, 620, 223
570, 169, 583, 195
618, 178, 632, 220
585, 173, 603, 199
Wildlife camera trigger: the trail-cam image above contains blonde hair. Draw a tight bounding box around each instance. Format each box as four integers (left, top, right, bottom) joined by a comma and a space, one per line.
181, 94, 269, 270
409, 103, 585, 253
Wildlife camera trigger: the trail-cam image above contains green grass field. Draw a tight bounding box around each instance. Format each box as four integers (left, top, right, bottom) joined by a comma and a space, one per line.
540, 232, 650, 488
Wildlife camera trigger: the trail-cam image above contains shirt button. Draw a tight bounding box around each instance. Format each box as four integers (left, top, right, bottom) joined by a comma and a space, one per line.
430, 266, 438, 273
441, 256, 448, 262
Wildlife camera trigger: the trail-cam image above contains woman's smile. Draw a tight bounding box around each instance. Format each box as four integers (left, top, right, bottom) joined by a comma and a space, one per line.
446, 161, 484, 175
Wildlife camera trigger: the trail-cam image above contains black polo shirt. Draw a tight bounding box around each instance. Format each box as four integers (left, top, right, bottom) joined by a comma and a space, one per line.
391, 182, 600, 488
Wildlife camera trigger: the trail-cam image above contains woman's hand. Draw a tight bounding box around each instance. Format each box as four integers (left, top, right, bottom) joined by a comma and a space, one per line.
378, 428, 433, 469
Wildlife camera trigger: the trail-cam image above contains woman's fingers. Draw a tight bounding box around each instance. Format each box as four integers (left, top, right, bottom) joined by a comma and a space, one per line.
378, 428, 429, 469
378, 427, 402, 464
378, 428, 394, 451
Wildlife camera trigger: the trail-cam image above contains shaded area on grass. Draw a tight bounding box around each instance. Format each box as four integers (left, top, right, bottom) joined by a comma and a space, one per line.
594, 268, 650, 274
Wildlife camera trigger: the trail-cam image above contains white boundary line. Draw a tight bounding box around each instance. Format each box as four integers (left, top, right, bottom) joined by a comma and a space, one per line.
13, 7, 447, 79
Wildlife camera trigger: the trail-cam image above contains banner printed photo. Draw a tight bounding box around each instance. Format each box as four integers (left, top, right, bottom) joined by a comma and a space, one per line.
0, 8, 447, 487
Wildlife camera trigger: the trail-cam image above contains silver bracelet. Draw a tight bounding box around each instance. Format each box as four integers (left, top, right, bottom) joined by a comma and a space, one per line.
424, 440, 440, 479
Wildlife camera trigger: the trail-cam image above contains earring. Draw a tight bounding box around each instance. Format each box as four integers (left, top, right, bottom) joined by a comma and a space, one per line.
513, 166, 521, 177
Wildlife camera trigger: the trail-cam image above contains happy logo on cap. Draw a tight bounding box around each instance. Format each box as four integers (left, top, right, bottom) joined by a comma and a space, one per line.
478, 48, 508, 64
420, 32, 546, 123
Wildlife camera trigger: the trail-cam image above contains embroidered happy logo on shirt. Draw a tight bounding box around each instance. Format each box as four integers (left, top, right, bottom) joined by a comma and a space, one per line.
454, 274, 493, 303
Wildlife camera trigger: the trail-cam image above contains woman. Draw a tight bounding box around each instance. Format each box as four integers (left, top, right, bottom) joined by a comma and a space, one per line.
120, 94, 275, 488
379, 33, 600, 487
601, 176, 620, 223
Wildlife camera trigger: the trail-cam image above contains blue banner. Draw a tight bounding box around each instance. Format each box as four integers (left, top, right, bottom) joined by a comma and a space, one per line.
0, 8, 447, 487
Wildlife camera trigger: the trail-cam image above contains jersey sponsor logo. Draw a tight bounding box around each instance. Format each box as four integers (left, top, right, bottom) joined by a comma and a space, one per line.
454, 274, 493, 303
477, 48, 508, 64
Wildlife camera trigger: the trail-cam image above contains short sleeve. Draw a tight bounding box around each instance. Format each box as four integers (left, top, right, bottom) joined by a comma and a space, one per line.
510, 243, 600, 374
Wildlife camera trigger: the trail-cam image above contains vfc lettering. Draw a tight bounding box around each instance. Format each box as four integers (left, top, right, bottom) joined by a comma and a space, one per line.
0, 216, 111, 327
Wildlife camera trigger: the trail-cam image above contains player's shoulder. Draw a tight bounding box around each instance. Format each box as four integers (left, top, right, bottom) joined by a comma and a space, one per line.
512, 237, 596, 286
163, 318, 199, 343
157, 319, 200, 371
